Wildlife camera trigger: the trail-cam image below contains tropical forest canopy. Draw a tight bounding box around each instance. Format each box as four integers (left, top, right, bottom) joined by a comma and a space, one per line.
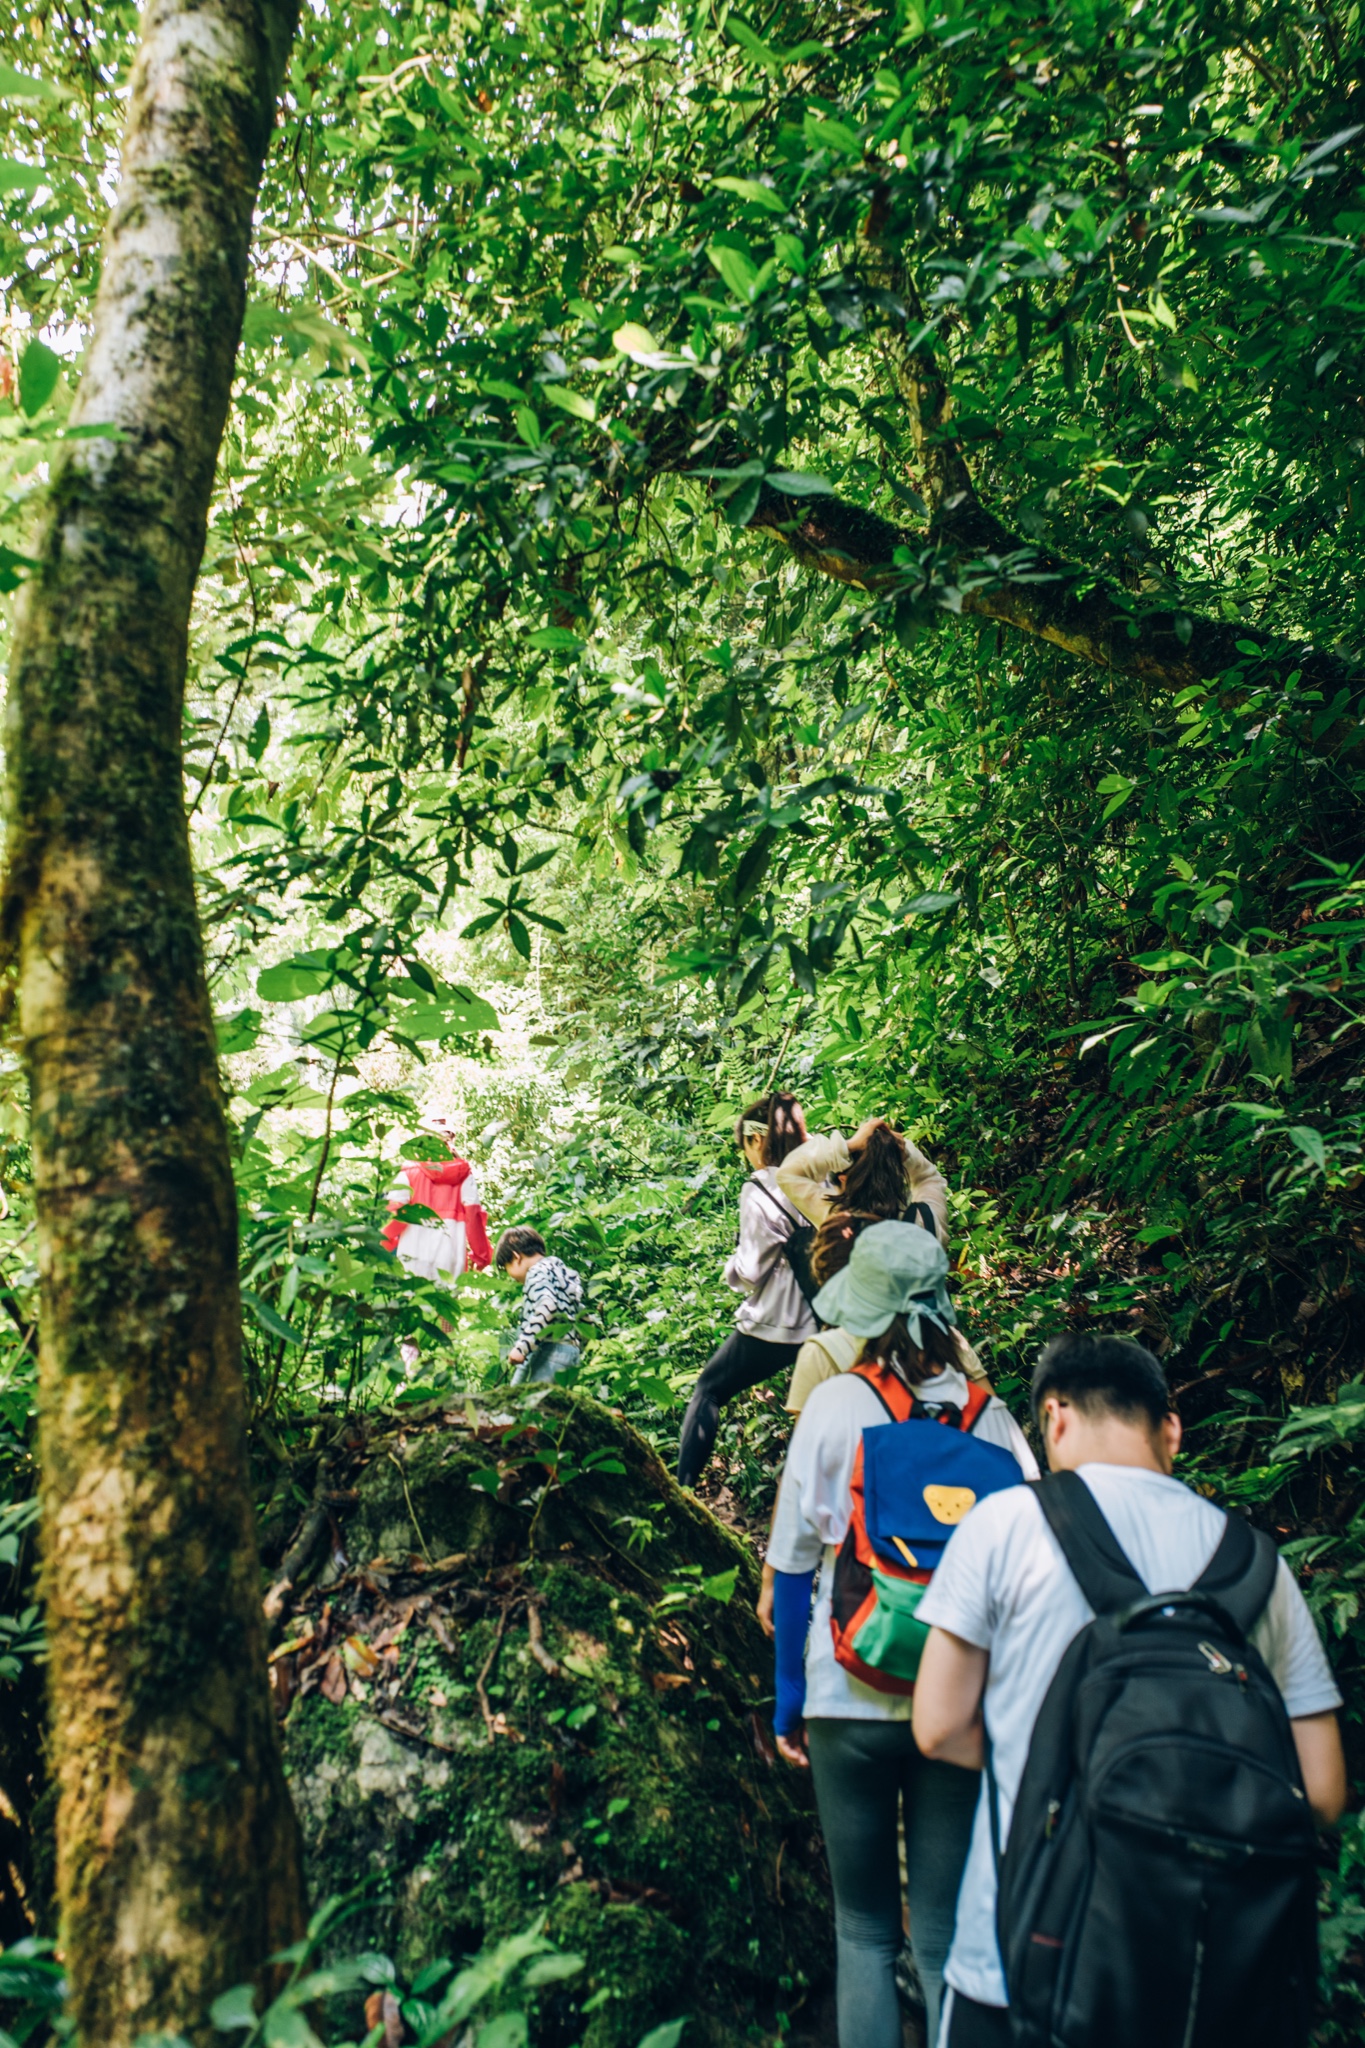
1, 0, 1365, 2030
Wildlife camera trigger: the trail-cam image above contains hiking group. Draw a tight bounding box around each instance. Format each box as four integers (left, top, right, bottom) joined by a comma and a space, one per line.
681, 1090, 1347, 2048
384, 1112, 584, 1384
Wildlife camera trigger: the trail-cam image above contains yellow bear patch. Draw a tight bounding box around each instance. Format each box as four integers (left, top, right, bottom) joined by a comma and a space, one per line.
923, 1484, 977, 1525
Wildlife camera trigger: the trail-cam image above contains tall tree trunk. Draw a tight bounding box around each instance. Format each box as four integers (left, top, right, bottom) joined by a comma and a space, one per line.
1, 4, 302, 2041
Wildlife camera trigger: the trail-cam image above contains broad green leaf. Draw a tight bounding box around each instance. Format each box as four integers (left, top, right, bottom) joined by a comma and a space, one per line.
240, 1290, 303, 1345
400, 989, 499, 1037
724, 474, 762, 527
18, 339, 60, 418
216, 1008, 263, 1056
241, 303, 368, 368
257, 953, 338, 1002
766, 471, 833, 496
522, 1953, 585, 1986
475, 2017, 527, 2048
527, 626, 583, 651
0, 160, 44, 193
706, 242, 761, 302
411, 1958, 456, 1995
725, 18, 784, 70
712, 176, 785, 214
803, 113, 861, 154
541, 384, 595, 422
261, 2006, 321, 2048
208, 1984, 257, 2030
612, 321, 661, 360
1286, 1125, 1327, 1173
0, 63, 68, 100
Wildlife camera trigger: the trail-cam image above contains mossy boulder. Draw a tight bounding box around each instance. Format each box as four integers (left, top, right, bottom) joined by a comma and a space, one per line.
276, 1389, 834, 2046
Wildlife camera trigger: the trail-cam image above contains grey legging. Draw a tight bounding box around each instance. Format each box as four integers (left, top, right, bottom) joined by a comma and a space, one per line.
807, 1717, 979, 2048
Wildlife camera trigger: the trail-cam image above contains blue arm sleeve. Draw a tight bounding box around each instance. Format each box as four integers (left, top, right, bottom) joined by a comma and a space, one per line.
772, 1567, 816, 1736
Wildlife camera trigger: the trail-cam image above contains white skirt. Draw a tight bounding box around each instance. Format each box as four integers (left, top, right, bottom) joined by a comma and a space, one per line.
395, 1219, 467, 1284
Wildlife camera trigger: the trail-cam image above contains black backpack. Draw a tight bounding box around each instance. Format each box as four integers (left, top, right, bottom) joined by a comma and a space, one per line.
746, 1175, 821, 1306
994, 1471, 1319, 2048
747, 1179, 940, 1311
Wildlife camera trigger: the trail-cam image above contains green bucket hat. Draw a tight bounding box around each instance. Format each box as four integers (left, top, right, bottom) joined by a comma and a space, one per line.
811, 1218, 956, 1344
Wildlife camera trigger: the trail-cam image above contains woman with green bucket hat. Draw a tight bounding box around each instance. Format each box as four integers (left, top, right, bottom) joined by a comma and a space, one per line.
767, 1221, 1037, 2048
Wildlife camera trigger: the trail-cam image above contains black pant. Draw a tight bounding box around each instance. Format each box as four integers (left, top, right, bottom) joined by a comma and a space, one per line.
676, 1330, 800, 1486
944, 1989, 1012, 2048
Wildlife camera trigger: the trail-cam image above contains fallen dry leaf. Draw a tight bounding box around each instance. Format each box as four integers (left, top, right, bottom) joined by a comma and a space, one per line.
364, 1987, 404, 2046
268, 1626, 315, 1664
341, 1633, 380, 1678
320, 1653, 347, 1705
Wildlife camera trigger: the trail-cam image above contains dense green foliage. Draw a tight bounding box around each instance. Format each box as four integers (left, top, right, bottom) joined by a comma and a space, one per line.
0, 0, 1364, 2033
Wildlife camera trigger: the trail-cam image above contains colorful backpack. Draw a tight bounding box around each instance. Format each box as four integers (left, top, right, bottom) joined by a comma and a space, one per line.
830, 1363, 1024, 1692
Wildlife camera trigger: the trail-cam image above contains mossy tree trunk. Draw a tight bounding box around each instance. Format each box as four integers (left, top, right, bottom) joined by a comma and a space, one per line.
1, 4, 303, 2041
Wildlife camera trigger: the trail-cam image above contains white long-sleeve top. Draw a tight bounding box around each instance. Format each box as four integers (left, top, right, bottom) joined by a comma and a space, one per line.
722, 1169, 817, 1344
776, 1130, 950, 1245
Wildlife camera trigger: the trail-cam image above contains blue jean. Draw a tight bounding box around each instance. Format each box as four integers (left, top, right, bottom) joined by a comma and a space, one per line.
511, 1339, 580, 1386
807, 1717, 979, 2048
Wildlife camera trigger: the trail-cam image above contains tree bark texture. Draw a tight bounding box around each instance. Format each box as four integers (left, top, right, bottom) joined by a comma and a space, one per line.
2, 4, 302, 2041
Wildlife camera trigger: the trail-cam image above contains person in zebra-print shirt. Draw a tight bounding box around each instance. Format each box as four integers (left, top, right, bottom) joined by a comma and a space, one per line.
494, 1225, 583, 1384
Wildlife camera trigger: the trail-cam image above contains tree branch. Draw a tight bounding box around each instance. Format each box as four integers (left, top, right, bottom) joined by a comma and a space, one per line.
744, 471, 1355, 695
731, 248, 1358, 694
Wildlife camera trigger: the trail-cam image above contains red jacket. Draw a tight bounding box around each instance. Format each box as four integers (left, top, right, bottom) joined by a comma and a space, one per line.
382, 1154, 492, 1269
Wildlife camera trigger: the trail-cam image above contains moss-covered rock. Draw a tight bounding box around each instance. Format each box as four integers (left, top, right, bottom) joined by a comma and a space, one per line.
277, 1389, 834, 2045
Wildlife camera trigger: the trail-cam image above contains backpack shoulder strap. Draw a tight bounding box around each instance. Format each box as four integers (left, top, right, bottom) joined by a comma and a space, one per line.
851, 1361, 916, 1424
1192, 1510, 1280, 1637
747, 1173, 804, 1234
961, 1382, 992, 1434
902, 1198, 940, 1241
1031, 1470, 1148, 1617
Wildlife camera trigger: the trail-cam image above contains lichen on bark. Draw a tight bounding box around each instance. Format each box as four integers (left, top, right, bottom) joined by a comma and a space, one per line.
1, 4, 303, 2042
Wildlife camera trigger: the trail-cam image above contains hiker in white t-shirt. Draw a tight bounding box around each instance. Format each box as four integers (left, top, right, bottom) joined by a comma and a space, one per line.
913, 1333, 1346, 2048
767, 1222, 1039, 2048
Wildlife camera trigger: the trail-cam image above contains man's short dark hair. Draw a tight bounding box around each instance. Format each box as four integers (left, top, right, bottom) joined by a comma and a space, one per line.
1032, 1333, 1171, 1431
494, 1225, 546, 1268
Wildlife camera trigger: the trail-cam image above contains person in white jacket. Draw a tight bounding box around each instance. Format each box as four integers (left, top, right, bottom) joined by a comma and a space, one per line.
677, 1091, 815, 1487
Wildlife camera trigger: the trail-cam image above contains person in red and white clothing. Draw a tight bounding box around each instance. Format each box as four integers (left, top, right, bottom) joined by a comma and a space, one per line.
382, 1115, 492, 1282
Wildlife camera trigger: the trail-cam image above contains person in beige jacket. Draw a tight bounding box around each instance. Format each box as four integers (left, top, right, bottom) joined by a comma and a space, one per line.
777, 1124, 990, 1397
776, 1119, 950, 1243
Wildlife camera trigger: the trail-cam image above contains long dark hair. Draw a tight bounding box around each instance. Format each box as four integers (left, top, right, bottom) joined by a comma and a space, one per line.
735, 1091, 807, 1168
857, 1312, 957, 1388
809, 1208, 881, 1289
837, 1121, 908, 1218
